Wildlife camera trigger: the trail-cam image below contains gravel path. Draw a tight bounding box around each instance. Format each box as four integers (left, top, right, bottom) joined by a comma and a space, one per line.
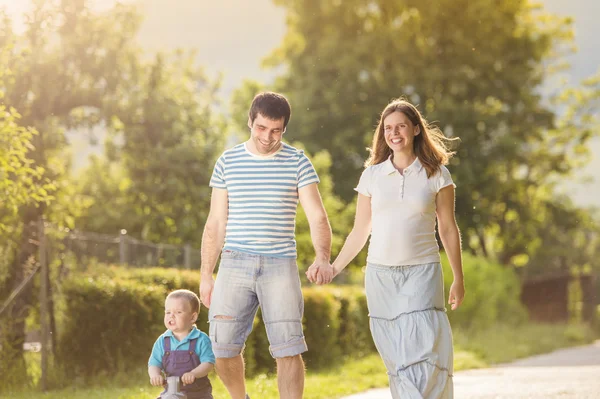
342, 340, 600, 399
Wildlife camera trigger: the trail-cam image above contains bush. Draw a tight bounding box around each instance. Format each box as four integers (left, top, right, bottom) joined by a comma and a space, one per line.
302, 287, 342, 369
441, 252, 528, 330
57, 276, 165, 378
55, 252, 529, 380
55, 266, 374, 379
335, 287, 375, 357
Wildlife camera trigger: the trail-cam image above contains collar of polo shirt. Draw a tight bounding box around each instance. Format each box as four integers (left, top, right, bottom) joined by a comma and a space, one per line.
383, 156, 424, 175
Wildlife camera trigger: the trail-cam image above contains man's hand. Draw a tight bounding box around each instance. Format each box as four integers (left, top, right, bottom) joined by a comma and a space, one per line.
199, 274, 215, 308
181, 372, 196, 385
448, 279, 465, 310
149, 374, 164, 387
305, 260, 333, 285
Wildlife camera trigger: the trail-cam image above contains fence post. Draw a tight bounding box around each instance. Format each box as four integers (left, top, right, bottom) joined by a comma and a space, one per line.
184, 244, 191, 269
39, 218, 49, 391
119, 230, 128, 266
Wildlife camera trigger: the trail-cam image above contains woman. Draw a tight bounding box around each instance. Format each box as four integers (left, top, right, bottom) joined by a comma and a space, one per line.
330, 98, 464, 398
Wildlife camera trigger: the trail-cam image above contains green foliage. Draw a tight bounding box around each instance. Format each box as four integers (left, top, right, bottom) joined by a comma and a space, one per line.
265, 0, 600, 270
55, 266, 375, 378
57, 277, 165, 378
442, 252, 528, 330
0, 108, 49, 235
56, 266, 209, 379
292, 144, 363, 272
334, 286, 375, 356
453, 322, 597, 365
54, 252, 527, 380
228, 80, 267, 140
0, 1, 147, 383
301, 287, 342, 369
6, 321, 597, 399
76, 51, 226, 245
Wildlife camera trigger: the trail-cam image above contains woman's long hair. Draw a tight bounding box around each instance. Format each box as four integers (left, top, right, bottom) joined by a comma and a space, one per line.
365, 99, 458, 178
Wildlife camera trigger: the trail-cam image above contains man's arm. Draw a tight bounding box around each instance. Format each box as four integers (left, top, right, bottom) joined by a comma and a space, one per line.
199, 187, 228, 308
298, 182, 333, 284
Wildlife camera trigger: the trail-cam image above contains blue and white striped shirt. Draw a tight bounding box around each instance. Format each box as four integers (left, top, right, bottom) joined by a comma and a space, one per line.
209, 142, 319, 258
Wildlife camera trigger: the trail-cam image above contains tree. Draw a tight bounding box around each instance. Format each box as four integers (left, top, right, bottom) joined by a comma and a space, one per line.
265, 0, 600, 265
0, 0, 142, 383
77, 50, 225, 245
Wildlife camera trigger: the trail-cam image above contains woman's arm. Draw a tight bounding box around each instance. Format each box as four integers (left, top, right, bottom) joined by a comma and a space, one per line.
331, 193, 372, 277
436, 184, 465, 310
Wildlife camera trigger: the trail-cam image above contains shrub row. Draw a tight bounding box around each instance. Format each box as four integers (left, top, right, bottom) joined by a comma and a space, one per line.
56, 252, 527, 379
56, 266, 375, 378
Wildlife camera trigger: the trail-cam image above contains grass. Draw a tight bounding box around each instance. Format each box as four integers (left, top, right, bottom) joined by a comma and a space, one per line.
1, 322, 596, 399
453, 322, 597, 365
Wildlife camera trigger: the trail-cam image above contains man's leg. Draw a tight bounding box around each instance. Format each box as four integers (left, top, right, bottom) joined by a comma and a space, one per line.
276, 354, 305, 399
216, 355, 247, 399
256, 256, 308, 399
209, 250, 259, 399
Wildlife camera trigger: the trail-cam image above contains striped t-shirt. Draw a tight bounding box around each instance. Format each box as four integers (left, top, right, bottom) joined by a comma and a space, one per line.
209, 142, 320, 258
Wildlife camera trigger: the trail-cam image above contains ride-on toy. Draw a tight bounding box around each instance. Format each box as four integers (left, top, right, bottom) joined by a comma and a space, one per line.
159, 376, 187, 399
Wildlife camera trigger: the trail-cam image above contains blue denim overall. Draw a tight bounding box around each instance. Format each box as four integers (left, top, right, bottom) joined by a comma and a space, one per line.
160, 336, 213, 399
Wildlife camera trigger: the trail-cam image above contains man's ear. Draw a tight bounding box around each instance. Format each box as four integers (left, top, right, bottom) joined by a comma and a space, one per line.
247, 117, 253, 130
192, 312, 198, 323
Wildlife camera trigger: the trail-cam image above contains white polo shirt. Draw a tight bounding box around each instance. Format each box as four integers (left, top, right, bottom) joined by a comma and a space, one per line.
355, 157, 455, 266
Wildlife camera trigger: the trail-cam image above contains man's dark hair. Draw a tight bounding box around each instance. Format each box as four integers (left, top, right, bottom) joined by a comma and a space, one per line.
248, 92, 292, 128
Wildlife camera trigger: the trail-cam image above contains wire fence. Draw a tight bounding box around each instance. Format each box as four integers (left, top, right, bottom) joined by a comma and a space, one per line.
53, 226, 201, 269
0, 220, 204, 390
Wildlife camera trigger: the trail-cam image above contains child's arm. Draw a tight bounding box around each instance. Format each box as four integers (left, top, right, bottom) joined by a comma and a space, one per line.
181, 363, 214, 385
148, 337, 165, 386
148, 365, 164, 386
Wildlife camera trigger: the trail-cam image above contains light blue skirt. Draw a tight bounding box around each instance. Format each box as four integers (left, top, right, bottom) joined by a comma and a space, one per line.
366, 262, 453, 399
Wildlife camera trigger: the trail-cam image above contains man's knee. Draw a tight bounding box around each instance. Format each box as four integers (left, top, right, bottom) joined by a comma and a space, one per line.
216, 355, 244, 376
276, 354, 304, 367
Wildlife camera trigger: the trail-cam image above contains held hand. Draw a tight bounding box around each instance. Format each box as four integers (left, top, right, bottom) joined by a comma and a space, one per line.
149, 375, 164, 387
199, 275, 215, 308
305, 263, 318, 283
448, 279, 465, 310
305, 260, 333, 285
181, 372, 196, 385
317, 262, 334, 285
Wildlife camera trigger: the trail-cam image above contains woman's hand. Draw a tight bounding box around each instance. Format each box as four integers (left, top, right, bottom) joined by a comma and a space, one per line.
448, 279, 465, 310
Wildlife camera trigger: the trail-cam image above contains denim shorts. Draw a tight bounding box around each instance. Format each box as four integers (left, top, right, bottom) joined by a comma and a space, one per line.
208, 250, 307, 359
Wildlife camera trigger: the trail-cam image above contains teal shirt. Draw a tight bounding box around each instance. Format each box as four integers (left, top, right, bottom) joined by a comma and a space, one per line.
148, 326, 215, 369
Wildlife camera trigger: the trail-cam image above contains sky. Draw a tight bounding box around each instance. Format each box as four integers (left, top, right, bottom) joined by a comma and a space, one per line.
1, 0, 599, 207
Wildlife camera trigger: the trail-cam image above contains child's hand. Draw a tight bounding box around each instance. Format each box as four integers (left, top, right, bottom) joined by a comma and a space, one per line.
181, 372, 196, 385
150, 375, 165, 386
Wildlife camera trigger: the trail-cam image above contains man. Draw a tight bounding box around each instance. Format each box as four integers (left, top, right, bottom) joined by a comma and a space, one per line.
199, 92, 333, 399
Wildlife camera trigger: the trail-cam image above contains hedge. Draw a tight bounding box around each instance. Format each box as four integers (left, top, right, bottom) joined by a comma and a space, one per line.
56, 252, 526, 379
56, 266, 375, 378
